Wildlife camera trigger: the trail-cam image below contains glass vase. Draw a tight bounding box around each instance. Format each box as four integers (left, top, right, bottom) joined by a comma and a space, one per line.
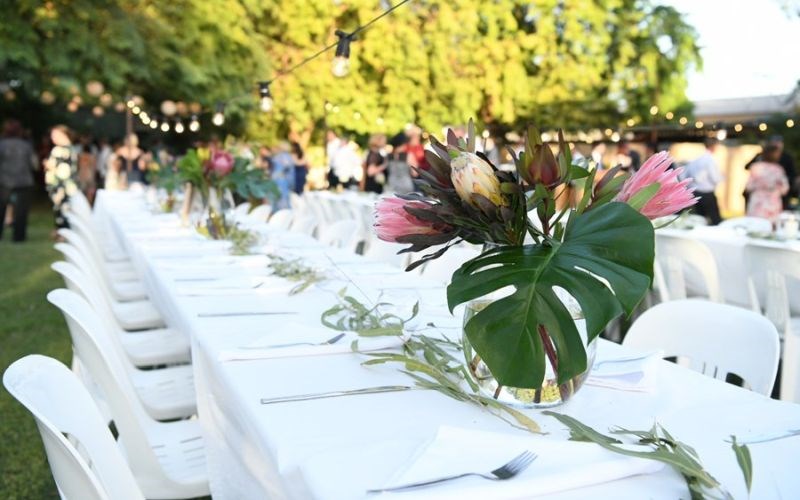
462, 294, 596, 408
197, 187, 233, 239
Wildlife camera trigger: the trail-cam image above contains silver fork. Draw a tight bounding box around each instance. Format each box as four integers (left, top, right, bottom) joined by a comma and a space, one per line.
239, 332, 346, 349
366, 450, 537, 493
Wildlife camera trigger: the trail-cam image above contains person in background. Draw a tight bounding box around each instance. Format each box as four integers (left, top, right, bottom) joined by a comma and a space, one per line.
325, 130, 343, 188
331, 138, 362, 189
291, 141, 308, 194
616, 142, 641, 172
44, 125, 79, 235
77, 134, 97, 203
257, 145, 272, 171
590, 141, 607, 170
745, 143, 789, 223
116, 133, 144, 186
95, 137, 112, 188
361, 133, 387, 194
405, 125, 429, 172
384, 133, 417, 195
682, 138, 723, 225
0, 119, 37, 242
270, 142, 295, 208
746, 135, 796, 209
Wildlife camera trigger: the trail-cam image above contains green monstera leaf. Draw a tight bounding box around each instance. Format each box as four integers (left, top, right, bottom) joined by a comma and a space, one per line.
447, 202, 654, 388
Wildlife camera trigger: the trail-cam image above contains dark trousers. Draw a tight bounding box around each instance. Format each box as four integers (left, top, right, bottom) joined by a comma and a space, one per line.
694, 191, 722, 226
0, 186, 33, 241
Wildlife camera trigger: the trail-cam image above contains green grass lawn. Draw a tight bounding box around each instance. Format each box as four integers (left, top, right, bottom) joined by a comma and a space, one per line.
0, 198, 69, 499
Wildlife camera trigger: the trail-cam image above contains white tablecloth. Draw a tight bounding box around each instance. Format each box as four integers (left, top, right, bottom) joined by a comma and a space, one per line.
658, 226, 800, 312
95, 191, 800, 500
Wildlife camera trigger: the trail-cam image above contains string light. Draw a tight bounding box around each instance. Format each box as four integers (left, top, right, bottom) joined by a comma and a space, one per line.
175, 120, 185, 134
126, 98, 135, 108
716, 129, 727, 141
92, 106, 104, 117
149, 120, 158, 129
132, 106, 141, 115
649, 105, 658, 116
212, 103, 225, 126
332, 30, 353, 77
258, 82, 273, 112
610, 132, 621, 142
679, 116, 688, 125
665, 111, 674, 120
734, 123, 743, 132
189, 115, 200, 132
695, 121, 704, 129
604, 128, 613, 136
626, 118, 635, 127
787, 119, 795, 128
160, 121, 170, 132
758, 122, 768, 131
141, 115, 151, 125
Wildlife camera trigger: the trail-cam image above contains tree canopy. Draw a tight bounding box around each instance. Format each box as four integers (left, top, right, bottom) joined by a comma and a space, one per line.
1, 0, 701, 144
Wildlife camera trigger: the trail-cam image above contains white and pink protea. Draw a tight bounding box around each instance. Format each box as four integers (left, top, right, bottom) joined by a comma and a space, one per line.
615, 151, 697, 219
374, 197, 448, 242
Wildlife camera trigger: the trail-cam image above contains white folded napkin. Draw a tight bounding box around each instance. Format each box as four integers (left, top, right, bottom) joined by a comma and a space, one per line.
585, 352, 661, 392
375, 426, 663, 499
218, 322, 407, 362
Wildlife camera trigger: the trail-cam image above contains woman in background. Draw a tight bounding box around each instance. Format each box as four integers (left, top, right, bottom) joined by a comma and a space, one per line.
44, 125, 78, 235
746, 143, 789, 223
291, 141, 308, 194
361, 134, 387, 194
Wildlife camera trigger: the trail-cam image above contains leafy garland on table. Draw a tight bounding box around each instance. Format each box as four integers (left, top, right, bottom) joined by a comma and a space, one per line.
266, 254, 326, 294
321, 291, 755, 499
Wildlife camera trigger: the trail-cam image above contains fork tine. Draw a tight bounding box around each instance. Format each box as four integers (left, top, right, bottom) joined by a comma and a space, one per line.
506, 451, 533, 470
508, 452, 537, 474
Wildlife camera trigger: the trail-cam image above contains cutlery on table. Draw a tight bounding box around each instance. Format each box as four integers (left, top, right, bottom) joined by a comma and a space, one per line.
198, 311, 298, 318
260, 385, 414, 405
592, 352, 657, 369
239, 333, 346, 350
366, 450, 537, 493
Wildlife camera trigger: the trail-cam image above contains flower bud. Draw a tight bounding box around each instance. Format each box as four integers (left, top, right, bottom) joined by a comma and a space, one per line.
450, 152, 505, 207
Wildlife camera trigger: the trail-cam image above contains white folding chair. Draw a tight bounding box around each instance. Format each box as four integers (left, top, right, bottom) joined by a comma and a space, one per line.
655, 232, 722, 302
289, 214, 318, 236
46, 290, 208, 498
64, 204, 130, 263
267, 208, 294, 230
744, 243, 800, 402
247, 203, 273, 224
54, 243, 164, 331
4, 355, 145, 500
48, 289, 196, 421
64, 214, 136, 276
419, 246, 481, 283
624, 299, 780, 396
317, 219, 362, 253
233, 202, 251, 217
52, 261, 190, 367
362, 234, 408, 269
289, 192, 308, 216
59, 227, 140, 285
720, 216, 772, 233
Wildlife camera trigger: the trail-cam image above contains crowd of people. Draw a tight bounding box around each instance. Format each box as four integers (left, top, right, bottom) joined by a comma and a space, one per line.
0, 115, 796, 242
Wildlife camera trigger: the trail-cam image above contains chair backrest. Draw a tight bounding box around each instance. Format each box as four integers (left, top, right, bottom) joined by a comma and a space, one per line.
289, 214, 318, 236
743, 243, 800, 402
289, 192, 307, 215
57, 228, 112, 283
68, 190, 94, 222
46, 289, 172, 490
54, 243, 116, 304
247, 204, 272, 224
624, 299, 780, 395
655, 233, 722, 302
3, 355, 144, 500
317, 219, 361, 252
419, 246, 481, 283
720, 216, 772, 233
362, 234, 408, 268
267, 209, 293, 230
233, 202, 251, 217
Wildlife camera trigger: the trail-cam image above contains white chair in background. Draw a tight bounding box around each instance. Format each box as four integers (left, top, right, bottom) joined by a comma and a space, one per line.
64, 202, 129, 263
64, 215, 137, 280
419, 246, 481, 283
362, 234, 408, 269
52, 261, 190, 367
247, 203, 272, 224
304, 192, 329, 225
655, 233, 722, 302
289, 192, 308, 216
48, 289, 196, 421
4, 355, 145, 500
744, 244, 800, 402
46, 290, 209, 498
59, 227, 141, 287
317, 219, 361, 253
720, 216, 772, 233
289, 214, 318, 236
54, 243, 164, 331
233, 202, 252, 217
624, 299, 780, 396
267, 208, 294, 230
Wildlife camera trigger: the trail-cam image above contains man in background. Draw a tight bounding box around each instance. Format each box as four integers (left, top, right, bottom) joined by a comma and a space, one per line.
0, 119, 38, 242
683, 138, 723, 225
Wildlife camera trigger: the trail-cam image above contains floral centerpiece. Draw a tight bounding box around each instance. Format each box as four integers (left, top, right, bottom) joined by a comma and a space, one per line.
146, 158, 182, 212
374, 120, 695, 407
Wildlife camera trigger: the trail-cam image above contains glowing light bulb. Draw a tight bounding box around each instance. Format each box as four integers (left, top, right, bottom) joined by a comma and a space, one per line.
665, 112, 674, 120
175, 121, 185, 134
258, 82, 273, 112
160, 122, 170, 132
734, 123, 743, 132
626, 118, 635, 127
331, 30, 352, 78
695, 121, 704, 129
149, 120, 158, 129
189, 116, 200, 132
716, 129, 727, 141
679, 116, 688, 125
758, 123, 768, 131
787, 119, 795, 128
132, 106, 141, 115
649, 105, 658, 115
611, 132, 621, 142
331, 56, 350, 77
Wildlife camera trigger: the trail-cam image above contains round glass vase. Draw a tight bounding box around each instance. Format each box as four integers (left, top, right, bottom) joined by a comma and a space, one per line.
462, 297, 596, 408
196, 188, 234, 239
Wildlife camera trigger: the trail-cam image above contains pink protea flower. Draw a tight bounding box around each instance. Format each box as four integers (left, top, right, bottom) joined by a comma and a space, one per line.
615, 151, 697, 219
374, 197, 448, 242
208, 150, 234, 177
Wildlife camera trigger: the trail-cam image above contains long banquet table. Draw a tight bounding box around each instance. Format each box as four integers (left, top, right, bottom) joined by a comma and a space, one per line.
95, 190, 800, 499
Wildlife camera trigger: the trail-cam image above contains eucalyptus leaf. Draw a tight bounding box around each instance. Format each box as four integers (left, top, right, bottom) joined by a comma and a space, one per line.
730, 436, 752, 493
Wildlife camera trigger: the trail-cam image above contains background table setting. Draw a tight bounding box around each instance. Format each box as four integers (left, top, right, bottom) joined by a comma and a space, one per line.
91, 188, 800, 500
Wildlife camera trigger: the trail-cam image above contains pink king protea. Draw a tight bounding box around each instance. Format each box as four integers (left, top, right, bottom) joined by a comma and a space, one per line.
374, 197, 448, 242
208, 150, 235, 177
615, 151, 697, 219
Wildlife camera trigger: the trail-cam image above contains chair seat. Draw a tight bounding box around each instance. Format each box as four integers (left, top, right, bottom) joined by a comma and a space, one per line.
121, 328, 191, 367
104, 246, 130, 262
110, 279, 148, 302
107, 261, 139, 282
132, 365, 196, 421
112, 300, 165, 331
